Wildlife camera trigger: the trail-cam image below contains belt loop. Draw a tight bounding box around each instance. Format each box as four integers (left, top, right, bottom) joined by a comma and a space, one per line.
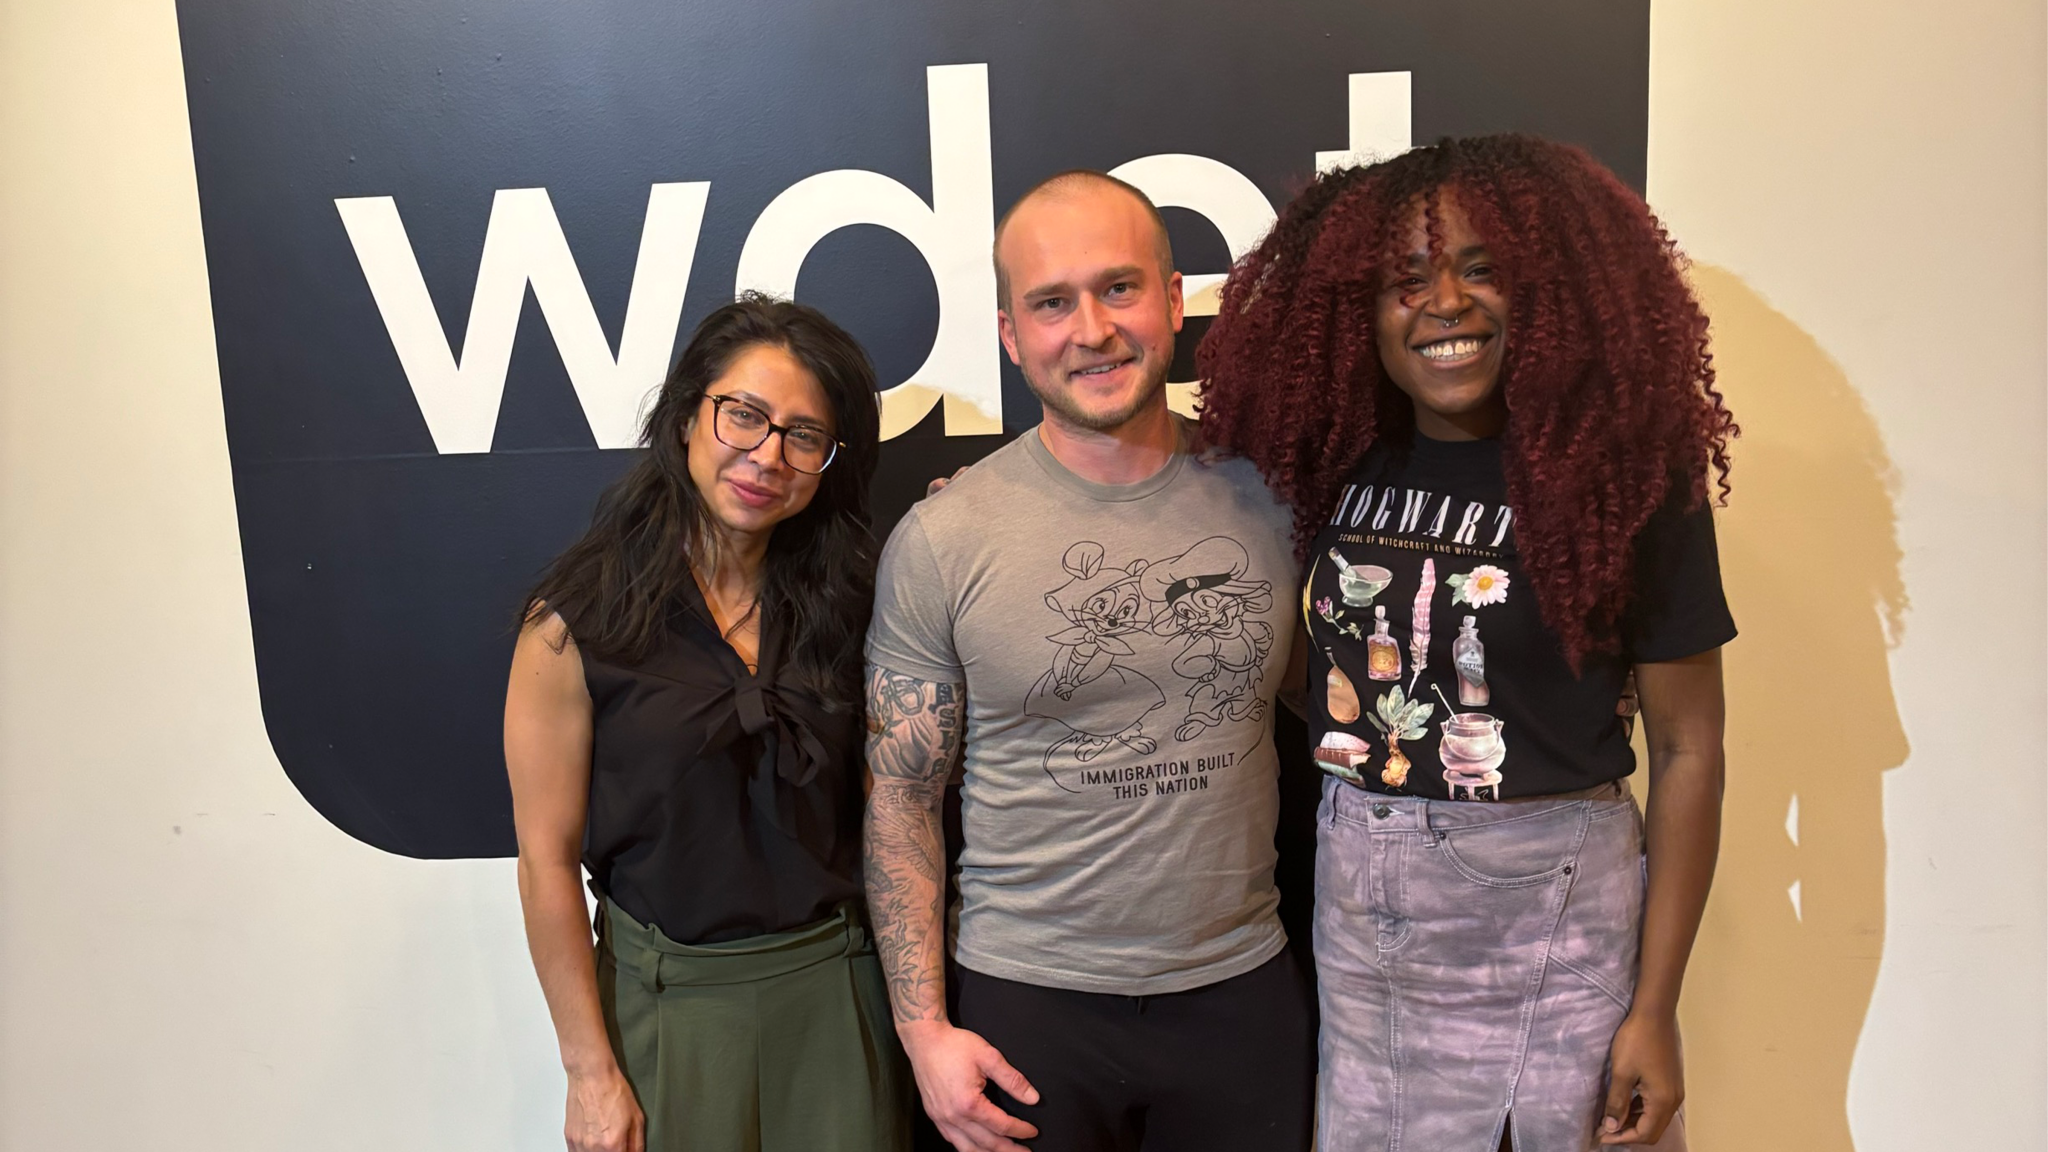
587, 876, 607, 940
1419, 797, 1438, 839
842, 903, 865, 958
597, 897, 662, 995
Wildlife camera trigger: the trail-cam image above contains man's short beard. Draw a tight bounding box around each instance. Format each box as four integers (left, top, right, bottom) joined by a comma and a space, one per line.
1025, 357, 1171, 433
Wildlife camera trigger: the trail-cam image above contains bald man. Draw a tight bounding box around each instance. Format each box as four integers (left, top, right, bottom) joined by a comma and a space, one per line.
862, 172, 1315, 1152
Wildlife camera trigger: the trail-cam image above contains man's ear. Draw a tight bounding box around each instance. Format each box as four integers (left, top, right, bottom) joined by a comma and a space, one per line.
1166, 269, 1185, 334
997, 307, 1022, 366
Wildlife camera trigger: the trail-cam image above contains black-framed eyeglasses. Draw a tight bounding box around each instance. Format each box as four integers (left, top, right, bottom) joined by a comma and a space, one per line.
705, 394, 841, 475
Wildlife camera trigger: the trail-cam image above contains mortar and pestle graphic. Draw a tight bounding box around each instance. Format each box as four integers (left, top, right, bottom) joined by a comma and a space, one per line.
1328, 549, 1392, 607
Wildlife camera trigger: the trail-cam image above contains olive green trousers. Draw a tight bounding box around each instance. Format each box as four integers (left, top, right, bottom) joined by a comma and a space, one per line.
596, 899, 912, 1152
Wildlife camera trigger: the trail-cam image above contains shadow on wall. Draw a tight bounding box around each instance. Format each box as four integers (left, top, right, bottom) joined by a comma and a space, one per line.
1666, 265, 1907, 1152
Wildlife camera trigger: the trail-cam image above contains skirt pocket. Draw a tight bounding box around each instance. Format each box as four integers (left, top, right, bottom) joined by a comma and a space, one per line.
1436, 804, 1589, 887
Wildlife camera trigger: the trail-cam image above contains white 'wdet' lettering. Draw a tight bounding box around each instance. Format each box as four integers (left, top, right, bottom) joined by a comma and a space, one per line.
737, 64, 999, 438
336, 182, 709, 453
339, 67, 1413, 453
1111, 152, 1277, 413
1316, 72, 1414, 174
1491, 505, 1515, 547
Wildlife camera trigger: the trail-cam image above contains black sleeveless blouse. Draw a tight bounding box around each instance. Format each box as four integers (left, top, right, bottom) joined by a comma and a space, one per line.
565, 584, 863, 945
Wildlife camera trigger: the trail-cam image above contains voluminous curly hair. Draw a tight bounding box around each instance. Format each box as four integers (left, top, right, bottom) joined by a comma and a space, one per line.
1196, 134, 1735, 669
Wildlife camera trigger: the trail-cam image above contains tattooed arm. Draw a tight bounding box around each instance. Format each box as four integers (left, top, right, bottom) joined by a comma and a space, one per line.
864, 666, 1040, 1152
863, 667, 961, 1025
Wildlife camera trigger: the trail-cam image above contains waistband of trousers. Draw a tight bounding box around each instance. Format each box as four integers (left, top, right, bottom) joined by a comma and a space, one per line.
1327, 775, 1634, 834
594, 892, 868, 991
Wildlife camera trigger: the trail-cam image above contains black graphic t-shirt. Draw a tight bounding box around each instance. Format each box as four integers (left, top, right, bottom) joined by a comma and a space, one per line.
1305, 434, 1735, 800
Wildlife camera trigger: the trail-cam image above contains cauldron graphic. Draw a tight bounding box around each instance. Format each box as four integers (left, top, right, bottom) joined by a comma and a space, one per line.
1439, 712, 1506, 791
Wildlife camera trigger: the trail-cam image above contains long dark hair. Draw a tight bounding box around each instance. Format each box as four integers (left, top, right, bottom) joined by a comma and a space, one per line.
526, 292, 882, 708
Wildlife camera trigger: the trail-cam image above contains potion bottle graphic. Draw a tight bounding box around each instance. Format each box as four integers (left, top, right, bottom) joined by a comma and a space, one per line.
1366, 605, 1402, 682
1453, 615, 1488, 706
1325, 647, 1362, 724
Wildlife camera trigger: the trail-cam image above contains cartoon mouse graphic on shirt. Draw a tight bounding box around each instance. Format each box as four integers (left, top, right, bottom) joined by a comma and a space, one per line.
1143, 536, 1274, 741
1026, 542, 1167, 787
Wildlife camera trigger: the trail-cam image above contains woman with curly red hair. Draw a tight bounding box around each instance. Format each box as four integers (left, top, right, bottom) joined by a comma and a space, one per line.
1198, 135, 1735, 1150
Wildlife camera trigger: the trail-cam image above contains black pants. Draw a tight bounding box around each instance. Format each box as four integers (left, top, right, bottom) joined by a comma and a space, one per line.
955, 951, 1316, 1152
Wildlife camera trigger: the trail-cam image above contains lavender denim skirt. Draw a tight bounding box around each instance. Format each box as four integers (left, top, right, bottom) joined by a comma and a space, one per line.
1314, 776, 1687, 1152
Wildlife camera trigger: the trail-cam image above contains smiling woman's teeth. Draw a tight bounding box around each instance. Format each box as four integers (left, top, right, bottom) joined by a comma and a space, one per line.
1420, 338, 1486, 361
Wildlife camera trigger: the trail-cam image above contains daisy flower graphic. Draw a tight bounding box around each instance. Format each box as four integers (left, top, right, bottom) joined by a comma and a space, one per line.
1449, 564, 1511, 608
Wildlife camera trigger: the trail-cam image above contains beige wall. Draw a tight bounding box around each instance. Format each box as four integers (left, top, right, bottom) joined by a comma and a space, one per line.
0, 1, 2040, 1149
0, 3, 561, 1147
1648, 1, 2046, 1148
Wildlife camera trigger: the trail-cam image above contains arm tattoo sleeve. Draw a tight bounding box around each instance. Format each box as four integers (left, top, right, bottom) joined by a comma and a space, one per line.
863, 666, 964, 1027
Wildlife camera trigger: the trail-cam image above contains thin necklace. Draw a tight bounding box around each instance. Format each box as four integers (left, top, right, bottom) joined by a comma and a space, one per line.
717, 598, 761, 675
721, 597, 759, 641
692, 561, 758, 637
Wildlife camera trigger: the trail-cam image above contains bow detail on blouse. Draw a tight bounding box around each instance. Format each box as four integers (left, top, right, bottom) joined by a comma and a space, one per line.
696, 677, 839, 838
710, 679, 834, 789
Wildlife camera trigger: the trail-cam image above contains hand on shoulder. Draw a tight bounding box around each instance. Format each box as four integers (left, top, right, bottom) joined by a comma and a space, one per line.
925, 465, 972, 498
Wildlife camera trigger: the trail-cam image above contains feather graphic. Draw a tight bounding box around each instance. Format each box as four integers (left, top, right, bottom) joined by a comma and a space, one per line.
1408, 558, 1436, 691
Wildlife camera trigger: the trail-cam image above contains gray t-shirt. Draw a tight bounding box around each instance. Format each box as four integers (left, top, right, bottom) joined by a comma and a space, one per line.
867, 422, 1298, 995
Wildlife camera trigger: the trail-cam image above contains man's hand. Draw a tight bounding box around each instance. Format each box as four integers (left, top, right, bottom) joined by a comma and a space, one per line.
926, 466, 971, 497
1600, 1010, 1683, 1145
564, 1065, 645, 1152
899, 1020, 1040, 1152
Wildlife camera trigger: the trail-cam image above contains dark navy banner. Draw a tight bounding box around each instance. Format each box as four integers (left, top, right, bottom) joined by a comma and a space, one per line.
175, 0, 1650, 857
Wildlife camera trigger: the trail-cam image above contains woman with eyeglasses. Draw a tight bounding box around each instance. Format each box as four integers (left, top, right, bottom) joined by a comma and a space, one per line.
505, 293, 908, 1152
